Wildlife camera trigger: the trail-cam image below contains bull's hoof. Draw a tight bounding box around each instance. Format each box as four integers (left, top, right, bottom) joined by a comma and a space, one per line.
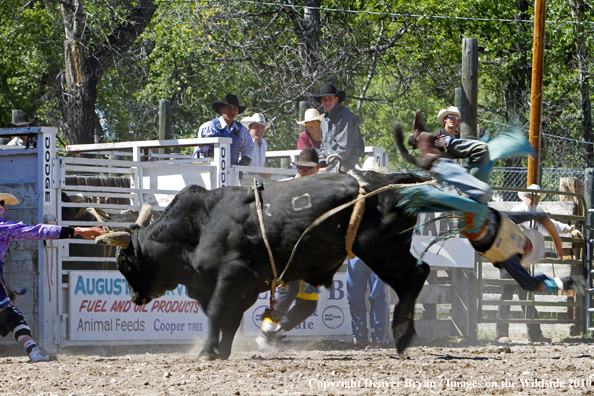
199, 347, 219, 361
392, 316, 415, 354
199, 354, 216, 362
392, 320, 409, 342
395, 323, 416, 354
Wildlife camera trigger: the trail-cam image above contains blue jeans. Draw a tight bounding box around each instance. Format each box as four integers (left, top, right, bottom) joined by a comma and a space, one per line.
346, 257, 386, 343
444, 137, 492, 183
401, 159, 490, 235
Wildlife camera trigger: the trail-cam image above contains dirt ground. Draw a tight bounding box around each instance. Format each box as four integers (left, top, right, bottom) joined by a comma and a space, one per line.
1, 337, 594, 396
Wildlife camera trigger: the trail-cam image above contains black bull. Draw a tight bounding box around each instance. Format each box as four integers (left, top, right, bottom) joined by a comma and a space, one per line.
96, 171, 430, 360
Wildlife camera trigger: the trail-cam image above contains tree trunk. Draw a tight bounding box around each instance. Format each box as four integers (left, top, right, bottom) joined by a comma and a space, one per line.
58, 0, 158, 145
285, 0, 320, 79
302, 0, 320, 77
569, 0, 593, 167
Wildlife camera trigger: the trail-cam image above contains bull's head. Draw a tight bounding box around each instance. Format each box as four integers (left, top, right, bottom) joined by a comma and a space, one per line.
96, 203, 164, 305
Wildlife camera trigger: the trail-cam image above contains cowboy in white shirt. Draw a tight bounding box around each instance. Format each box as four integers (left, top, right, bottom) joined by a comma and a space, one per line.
513, 184, 583, 238
240, 113, 272, 181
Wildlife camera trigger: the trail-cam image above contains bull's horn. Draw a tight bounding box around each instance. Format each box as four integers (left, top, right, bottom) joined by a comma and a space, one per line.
68, 193, 85, 203
135, 202, 153, 227
95, 232, 131, 249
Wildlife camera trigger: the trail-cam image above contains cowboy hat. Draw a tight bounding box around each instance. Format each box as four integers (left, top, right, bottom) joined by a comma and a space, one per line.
292, 148, 319, 167
0, 193, 19, 205
7, 113, 30, 127
313, 83, 346, 103
518, 184, 541, 200
522, 228, 545, 265
296, 109, 323, 125
355, 157, 388, 174
240, 113, 269, 129
212, 94, 247, 114
436, 106, 461, 126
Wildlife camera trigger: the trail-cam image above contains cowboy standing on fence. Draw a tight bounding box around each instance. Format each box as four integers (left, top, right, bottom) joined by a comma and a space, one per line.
240, 113, 272, 182
193, 94, 254, 166
314, 84, 364, 172
296, 108, 323, 150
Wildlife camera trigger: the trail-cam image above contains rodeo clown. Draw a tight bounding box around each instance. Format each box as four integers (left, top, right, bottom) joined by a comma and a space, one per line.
0, 193, 104, 362
398, 132, 579, 294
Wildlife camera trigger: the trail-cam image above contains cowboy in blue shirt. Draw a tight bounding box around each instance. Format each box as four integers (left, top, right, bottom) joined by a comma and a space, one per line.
193, 94, 254, 166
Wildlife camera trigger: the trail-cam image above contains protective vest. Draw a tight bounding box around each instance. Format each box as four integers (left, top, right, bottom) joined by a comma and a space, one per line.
480, 215, 528, 267
211, 118, 242, 165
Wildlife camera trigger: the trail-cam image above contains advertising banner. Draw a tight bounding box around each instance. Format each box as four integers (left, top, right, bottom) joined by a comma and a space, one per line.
69, 272, 364, 342
68, 271, 208, 341
241, 273, 352, 338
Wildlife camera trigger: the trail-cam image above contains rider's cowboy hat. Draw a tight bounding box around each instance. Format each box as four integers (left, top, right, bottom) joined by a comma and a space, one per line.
240, 113, 269, 129
436, 106, 461, 126
313, 84, 346, 103
296, 109, 323, 125
212, 94, 247, 115
355, 157, 388, 174
0, 193, 19, 205
518, 184, 541, 200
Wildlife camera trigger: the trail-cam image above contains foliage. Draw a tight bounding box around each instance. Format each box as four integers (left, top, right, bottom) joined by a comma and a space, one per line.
1, 0, 593, 168
0, 0, 62, 128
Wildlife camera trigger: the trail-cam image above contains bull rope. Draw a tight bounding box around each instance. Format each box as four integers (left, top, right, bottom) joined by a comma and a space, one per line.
278, 178, 435, 283
345, 186, 367, 259
252, 179, 280, 311
252, 153, 343, 313
252, 174, 433, 316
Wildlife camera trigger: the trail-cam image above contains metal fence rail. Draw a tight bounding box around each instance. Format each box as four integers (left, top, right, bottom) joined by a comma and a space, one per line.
478, 187, 586, 333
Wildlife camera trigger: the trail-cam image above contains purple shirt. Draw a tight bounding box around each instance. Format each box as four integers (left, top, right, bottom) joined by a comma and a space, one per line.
297, 131, 321, 150
0, 218, 62, 261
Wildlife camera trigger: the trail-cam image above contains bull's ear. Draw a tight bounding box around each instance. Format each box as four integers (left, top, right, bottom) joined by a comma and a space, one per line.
135, 202, 153, 228
96, 231, 131, 249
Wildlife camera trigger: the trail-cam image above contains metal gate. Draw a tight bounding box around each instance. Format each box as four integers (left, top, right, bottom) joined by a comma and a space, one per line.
477, 187, 586, 336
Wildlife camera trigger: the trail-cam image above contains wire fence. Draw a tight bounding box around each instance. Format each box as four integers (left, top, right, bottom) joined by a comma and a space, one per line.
490, 167, 585, 202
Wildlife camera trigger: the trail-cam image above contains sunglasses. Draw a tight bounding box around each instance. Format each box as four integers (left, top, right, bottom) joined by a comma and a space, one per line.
297, 166, 317, 174
445, 115, 460, 121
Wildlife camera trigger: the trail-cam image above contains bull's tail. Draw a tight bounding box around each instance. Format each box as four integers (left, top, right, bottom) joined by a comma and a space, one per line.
392, 121, 421, 168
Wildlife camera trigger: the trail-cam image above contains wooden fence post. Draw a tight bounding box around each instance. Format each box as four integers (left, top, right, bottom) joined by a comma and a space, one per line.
461, 38, 478, 140
158, 100, 171, 155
